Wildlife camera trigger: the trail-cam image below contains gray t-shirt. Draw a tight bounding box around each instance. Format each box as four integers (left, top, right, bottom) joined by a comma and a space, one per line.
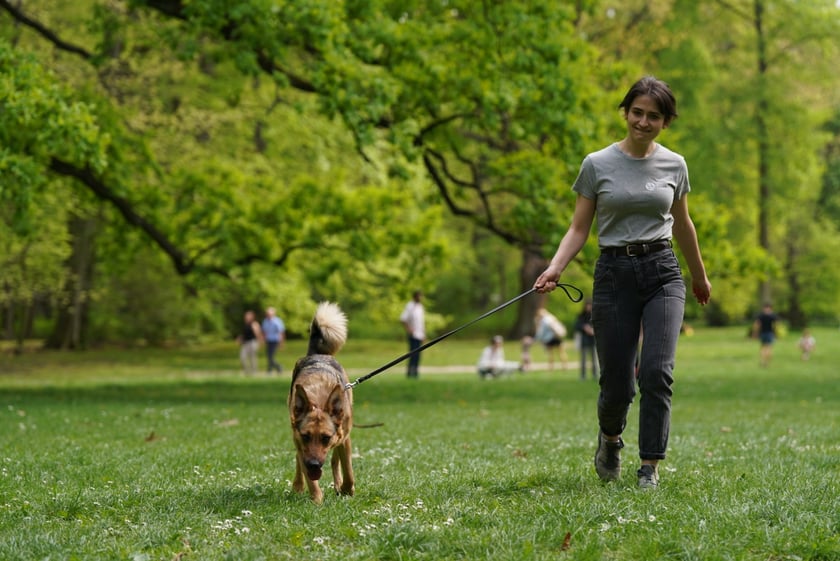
572, 143, 690, 248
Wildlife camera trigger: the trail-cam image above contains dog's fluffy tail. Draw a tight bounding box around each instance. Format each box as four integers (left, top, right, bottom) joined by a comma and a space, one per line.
307, 301, 348, 356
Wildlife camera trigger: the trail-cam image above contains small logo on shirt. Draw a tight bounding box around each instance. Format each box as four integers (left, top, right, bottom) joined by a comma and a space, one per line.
645, 181, 657, 191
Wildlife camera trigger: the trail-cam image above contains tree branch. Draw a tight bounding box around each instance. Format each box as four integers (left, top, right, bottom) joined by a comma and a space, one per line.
139, 0, 187, 20
714, 0, 752, 21
413, 113, 467, 146
0, 0, 92, 59
49, 158, 195, 274
142, 0, 321, 93
49, 158, 339, 279
422, 152, 474, 219
422, 150, 522, 246
424, 146, 477, 190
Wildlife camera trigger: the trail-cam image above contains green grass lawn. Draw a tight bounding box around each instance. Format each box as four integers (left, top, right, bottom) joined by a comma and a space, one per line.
1, 327, 838, 560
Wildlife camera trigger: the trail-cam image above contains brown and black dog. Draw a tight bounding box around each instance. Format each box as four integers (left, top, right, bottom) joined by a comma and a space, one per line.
288, 302, 354, 504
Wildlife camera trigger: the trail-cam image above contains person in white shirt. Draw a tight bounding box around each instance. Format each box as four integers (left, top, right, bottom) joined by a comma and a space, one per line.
400, 290, 426, 378
477, 336, 521, 379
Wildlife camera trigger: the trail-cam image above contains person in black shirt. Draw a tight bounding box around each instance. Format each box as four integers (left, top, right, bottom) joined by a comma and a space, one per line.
574, 300, 598, 380
752, 303, 778, 367
237, 310, 263, 375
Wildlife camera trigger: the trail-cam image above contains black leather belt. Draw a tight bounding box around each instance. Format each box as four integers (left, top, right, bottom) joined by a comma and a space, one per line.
601, 239, 672, 257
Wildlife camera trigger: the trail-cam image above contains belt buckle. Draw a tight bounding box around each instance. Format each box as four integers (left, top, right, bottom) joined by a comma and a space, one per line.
626, 243, 647, 257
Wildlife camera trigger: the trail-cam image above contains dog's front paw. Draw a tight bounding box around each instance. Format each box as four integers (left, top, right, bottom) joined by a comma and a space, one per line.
310, 486, 324, 504
339, 482, 355, 496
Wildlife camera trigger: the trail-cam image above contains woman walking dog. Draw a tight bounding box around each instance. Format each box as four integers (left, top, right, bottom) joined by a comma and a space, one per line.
535, 76, 711, 489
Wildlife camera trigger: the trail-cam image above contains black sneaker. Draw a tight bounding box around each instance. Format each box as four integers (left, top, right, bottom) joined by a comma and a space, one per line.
594, 432, 624, 481
637, 464, 659, 489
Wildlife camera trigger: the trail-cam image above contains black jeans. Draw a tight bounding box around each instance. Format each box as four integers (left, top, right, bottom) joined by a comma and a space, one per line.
591, 249, 685, 460
407, 335, 422, 378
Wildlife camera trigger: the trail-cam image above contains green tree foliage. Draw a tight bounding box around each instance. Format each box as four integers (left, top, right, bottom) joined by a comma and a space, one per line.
0, 42, 110, 227
122, 0, 633, 333
3, 0, 840, 346
0, 6, 449, 345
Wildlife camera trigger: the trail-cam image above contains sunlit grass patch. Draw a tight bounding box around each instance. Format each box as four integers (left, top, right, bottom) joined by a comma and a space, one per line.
0, 327, 838, 559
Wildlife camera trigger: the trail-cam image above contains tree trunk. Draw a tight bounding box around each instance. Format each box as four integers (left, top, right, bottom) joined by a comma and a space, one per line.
44, 214, 98, 350
13, 301, 35, 355
784, 237, 806, 329
754, 0, 773, 306
2, 296, 12, 341
511, 248, 549, 339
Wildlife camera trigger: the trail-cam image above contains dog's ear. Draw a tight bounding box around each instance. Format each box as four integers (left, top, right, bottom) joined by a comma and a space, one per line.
325, 384, 347, 424
292, 383, 312, 422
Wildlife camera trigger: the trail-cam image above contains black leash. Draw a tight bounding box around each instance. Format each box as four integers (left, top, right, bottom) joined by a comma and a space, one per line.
344, 283, 584, 390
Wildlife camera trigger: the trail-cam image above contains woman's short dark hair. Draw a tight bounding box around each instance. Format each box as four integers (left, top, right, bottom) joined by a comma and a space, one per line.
618, 76, 678, 124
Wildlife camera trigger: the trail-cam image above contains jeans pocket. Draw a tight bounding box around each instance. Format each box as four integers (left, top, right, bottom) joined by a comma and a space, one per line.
655, 252, 683, 283
593, 259, 613, 286
592, 259, 618, 315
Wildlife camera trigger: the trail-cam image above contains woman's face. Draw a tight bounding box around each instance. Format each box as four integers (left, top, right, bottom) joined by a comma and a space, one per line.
623, 94, 668, 144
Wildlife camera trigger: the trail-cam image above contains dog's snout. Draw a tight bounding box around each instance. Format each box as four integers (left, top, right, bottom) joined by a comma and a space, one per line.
304, 458, 324, 481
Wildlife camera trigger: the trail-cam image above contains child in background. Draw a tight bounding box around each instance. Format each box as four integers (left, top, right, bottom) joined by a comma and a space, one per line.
477, 336, 521, 379
520, 335, 534, 372
799, 329, 815, 361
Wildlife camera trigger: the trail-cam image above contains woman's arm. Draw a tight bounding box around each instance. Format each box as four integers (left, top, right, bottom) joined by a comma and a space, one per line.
671, 195, 711, 305
534, 195, 596, 293
253, 321, 265, 344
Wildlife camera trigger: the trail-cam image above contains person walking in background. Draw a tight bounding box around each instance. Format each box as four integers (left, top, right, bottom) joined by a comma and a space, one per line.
476, 335, 521, 379
575, 299, 598, 380
237, 310, 263, 376
262, 306, 286, 374
400, 290, 426, 378
752, 303, 778, 367
534, 76, 711, 489
520, 335, 534, 372
534, 307, 567, 370
798, 328, 815, 361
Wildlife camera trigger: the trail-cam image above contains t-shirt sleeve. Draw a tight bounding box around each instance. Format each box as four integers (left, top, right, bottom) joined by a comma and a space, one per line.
571, 155, 597, 200
674, 157, 691, 200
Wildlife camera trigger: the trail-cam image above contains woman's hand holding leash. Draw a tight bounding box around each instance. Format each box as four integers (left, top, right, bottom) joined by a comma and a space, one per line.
533, 264, 563, 294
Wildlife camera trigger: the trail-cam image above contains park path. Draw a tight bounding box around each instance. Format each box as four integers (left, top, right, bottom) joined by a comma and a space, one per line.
193, 361, 580, 379
343, 361, 577, 376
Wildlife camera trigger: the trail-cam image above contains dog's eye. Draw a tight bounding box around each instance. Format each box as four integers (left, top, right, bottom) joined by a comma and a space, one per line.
301, 434, 312, 444
321, 435, 331, 446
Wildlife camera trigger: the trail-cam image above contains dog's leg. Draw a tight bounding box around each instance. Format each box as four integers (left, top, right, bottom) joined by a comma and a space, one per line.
293, 452, 305, 494
308, 479, 324, 505
331, 450, 343, 494
296, 453, 324, 504
337, 437, 355, 496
